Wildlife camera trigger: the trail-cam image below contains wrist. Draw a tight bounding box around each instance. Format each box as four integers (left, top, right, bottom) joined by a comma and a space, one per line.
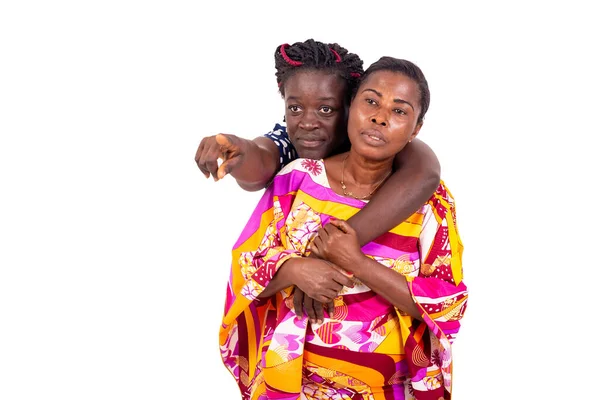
340, 251, 367, 274
278, 257, 300, 285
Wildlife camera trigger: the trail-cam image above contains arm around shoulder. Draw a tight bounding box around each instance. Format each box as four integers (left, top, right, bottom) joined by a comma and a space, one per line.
347, 138, 441, 245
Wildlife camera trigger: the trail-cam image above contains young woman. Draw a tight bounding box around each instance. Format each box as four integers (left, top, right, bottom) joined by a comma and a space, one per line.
195, 39, 441, 247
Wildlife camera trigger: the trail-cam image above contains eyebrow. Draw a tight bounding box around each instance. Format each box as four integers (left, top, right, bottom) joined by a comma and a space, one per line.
287, 96, 339, 102
362, 88, 414, 111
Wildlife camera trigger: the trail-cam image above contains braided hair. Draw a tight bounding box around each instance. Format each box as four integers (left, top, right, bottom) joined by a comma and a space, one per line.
274, 39, 364, 106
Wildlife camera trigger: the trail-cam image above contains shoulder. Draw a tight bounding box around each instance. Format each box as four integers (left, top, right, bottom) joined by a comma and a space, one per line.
264, 122, 287, 137
422, 181, 458, 222
269, 159, 326, 195
279, 158, 325, 176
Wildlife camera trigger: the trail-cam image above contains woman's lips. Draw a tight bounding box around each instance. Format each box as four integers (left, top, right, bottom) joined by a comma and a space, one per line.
297, 138, 325, 148
361, 130, 386, 145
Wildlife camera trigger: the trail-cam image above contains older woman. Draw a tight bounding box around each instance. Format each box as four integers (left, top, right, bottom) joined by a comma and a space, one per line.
220, 57, 467, 400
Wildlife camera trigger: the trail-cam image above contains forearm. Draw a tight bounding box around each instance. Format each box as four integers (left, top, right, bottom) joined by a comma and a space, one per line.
231, 137, 280, 191
351, 256, 422, 320
347, 138, 440, 245
257, 259, 295, 298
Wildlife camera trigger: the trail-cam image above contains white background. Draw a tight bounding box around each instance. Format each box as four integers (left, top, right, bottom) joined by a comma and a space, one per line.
1, 1, 598, 399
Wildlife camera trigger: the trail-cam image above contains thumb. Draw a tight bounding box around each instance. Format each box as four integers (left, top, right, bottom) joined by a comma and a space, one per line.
217, 156, 241, 180
215, 133, 239, 151
332, 265, 355, 286
328, 218, 352, 234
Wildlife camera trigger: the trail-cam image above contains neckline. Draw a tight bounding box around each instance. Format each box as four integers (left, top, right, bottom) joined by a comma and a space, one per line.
316, 159, 370, 204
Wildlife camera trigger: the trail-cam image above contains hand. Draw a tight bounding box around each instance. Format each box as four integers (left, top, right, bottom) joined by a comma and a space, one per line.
310, 219, 364, 273
291, 286, 334, 325
194, 133, 246, 181
284, 257, 354, 304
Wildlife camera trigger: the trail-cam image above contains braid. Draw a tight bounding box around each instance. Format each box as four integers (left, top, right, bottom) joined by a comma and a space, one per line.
274, 39, 364, 104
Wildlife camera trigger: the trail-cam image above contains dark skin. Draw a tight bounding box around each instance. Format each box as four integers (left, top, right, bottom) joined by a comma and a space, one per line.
196, 70, 440, 322
312, 219, 422, 320
308, 70, 432, 321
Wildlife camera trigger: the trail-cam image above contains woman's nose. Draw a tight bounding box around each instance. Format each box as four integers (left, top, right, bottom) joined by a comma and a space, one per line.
299, 114, 318, 130
371, 117, 387, 127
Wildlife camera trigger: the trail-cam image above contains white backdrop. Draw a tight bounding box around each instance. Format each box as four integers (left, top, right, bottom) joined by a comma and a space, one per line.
1, 1, 598, 399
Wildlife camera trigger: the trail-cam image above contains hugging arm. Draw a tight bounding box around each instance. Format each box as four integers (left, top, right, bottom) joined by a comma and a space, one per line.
346, 138, 441, 245
312, 207, 468, 333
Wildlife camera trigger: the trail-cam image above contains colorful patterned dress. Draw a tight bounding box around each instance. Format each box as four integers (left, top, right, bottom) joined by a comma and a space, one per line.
220, 158, 468, 400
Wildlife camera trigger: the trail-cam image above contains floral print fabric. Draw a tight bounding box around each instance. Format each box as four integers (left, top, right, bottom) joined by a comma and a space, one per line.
219, 159, 468, 400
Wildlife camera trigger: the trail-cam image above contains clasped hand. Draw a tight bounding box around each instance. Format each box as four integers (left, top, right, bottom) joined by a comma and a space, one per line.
289, 219, 365, 324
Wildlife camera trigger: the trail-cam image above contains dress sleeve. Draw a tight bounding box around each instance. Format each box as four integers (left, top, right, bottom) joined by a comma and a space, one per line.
236, 201, 302, 302
263, 123, 298, 168
402, 183, 468, 397
411, 183, 468, 343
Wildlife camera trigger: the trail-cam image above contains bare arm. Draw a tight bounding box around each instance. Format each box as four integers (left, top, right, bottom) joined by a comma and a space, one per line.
258, 257, 353, 301
257, 258, 295, 298
347, 138, 441, 246
350, 256, 422, 319
230, 137, 280, 191
311, 220, 422, 319
195, 134, 280, 192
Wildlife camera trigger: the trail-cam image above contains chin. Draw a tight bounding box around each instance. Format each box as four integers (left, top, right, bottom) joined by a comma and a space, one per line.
296, 143, 332, 160
299, 149, 328, 160
352, 143, 394, 161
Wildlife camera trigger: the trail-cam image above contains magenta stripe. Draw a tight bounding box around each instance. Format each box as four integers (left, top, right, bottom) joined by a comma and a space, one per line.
411, 278, 468, 298
335, 292, 394, 322
232, 187, 275, 248
271, 169, 366, 208
234, 169, 365, 249
362, 241, 419, 261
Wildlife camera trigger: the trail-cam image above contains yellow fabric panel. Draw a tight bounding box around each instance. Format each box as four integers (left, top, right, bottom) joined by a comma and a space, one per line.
430, 181, 463, 285
235, 206, 277, 253
262, 356, 303, 393
221, 296, 250, 327
373, 318, 406, 356
395, 311, 414, 348
244, 309, 258, 379
296, 190, 423, 237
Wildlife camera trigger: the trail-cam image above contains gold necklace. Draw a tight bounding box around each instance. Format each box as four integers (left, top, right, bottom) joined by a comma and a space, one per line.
340, 155, 392, 200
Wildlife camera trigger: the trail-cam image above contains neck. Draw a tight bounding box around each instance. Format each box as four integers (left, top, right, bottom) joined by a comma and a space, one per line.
344, 151, 394, 186
339, 151, 393, 200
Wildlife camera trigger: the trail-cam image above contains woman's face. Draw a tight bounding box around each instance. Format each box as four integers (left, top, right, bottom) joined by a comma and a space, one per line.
283, 70, 347, 159
347, 70, 422, 161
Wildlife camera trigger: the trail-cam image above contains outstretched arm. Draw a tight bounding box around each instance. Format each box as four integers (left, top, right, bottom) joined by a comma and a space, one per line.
226, 136, 280, 191
195, 134, 280, 191
347, 138, 441, 246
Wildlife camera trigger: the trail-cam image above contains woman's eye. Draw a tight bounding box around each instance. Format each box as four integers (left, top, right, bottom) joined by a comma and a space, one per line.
288, 105, 302, 112
393, 108, 406, 115
366, 98, 376, 105
320, 106, 333, 114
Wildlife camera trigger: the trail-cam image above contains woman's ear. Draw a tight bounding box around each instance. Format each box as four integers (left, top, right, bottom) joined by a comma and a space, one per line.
409, 122, 423, 142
